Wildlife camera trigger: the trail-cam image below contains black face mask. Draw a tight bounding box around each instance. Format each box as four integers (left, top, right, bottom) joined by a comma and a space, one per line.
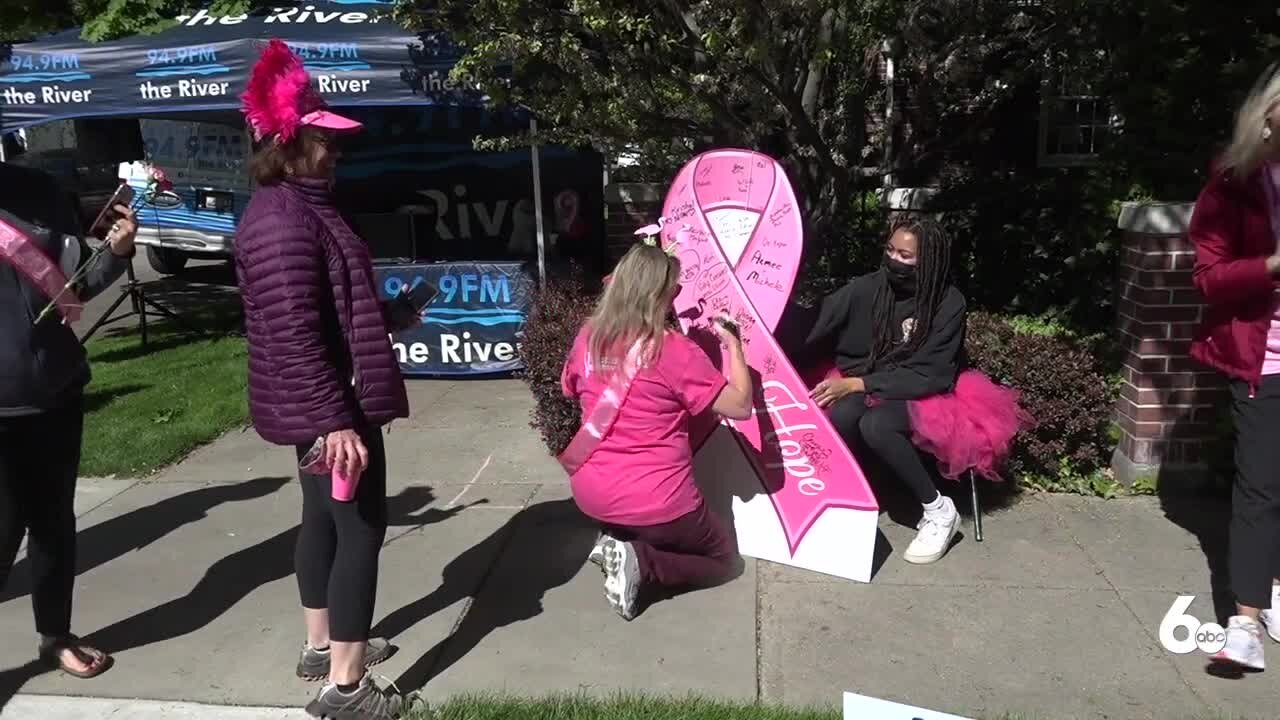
883, 256, 918, 294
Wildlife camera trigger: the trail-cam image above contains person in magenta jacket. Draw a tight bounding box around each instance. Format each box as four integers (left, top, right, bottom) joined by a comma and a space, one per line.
1191, 64, 1280, 672
233, 41, 420, 719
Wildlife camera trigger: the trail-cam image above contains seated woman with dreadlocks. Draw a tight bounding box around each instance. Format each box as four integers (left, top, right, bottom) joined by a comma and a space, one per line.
798, 215, 1030, 565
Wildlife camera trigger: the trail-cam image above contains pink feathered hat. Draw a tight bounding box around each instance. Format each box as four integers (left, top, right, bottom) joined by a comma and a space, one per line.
241, 39, 362, 142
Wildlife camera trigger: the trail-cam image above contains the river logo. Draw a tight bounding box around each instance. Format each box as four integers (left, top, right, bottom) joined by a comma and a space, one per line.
5, 52, 91, 84
135, 46, 230, 78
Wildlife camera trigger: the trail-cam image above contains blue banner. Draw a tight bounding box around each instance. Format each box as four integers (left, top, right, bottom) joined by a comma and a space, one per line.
0, 1, 485, 133
375, 261, 534, 376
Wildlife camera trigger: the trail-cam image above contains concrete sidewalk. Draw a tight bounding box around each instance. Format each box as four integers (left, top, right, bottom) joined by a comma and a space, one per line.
0, 380, 1272, 719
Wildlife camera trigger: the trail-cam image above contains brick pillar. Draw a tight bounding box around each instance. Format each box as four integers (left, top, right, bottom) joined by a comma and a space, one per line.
604, 183, 662, 268
1112, 201, 1226, 488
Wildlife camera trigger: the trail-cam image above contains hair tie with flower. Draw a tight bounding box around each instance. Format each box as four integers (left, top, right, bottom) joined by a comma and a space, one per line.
634, 217, 678, 256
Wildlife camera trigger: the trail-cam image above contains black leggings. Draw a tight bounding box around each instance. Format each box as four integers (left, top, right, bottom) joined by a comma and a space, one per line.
1229, 377, 1280, 609
827, 393, 939, 504
293, 425, 388, 643
0, 400, 82, 637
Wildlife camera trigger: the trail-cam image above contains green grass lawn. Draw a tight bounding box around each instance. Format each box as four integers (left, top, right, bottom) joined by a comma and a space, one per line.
80, 318, 248, 477
408, 695, 1256, 720
418, 695, 839, 720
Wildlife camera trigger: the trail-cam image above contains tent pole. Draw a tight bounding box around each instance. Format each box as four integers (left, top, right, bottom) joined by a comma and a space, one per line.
530, 117, 546, 289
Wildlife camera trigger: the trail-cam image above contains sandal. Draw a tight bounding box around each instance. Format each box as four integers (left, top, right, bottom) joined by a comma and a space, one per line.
38, 634, 113, 679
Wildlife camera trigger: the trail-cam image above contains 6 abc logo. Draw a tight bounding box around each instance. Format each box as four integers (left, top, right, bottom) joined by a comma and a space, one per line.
1159, 595, 1226, 655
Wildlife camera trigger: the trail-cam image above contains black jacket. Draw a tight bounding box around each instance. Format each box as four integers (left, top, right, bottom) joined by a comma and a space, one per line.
0, 163, 130, 416
801, 271, 967, 401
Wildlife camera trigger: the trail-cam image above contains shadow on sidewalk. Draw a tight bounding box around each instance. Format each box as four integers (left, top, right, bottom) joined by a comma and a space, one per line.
0, 476, 289, 712
378, 499, 597, 692
1159, 484, 1234, 626
80, 486, 462, 659
1, 476, 290, 605
0, 660, 42, 714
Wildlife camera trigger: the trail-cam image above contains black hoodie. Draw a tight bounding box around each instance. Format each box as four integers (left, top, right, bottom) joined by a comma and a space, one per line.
0, 163, 131, 416
800, 270, 966, 401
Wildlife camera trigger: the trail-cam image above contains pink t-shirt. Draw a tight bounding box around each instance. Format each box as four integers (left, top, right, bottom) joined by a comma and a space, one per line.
560, 327, 728, 526
1265, 163, 1280, 376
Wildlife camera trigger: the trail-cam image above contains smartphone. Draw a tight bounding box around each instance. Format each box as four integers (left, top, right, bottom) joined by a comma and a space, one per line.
88, 183, 136, 241
299, 436, 329, 475
402, 281, 439, 314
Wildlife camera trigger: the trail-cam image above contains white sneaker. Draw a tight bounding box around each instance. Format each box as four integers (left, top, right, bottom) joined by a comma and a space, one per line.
601, 537, 640, 620
903, 496, 960, 565
1257, 586, 1280, 643
588, 532, 607, 569
1212, 616, 1265, 671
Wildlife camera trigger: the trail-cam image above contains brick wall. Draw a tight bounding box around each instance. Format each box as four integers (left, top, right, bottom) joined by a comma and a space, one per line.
604, 183, 662, 268
1112, 201, 1225, 486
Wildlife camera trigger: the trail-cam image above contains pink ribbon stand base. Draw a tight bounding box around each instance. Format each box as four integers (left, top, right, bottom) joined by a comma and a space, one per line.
663, 149, 880, 582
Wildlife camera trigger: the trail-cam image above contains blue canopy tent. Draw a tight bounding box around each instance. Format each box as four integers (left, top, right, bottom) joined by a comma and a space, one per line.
0, 0, 557, 285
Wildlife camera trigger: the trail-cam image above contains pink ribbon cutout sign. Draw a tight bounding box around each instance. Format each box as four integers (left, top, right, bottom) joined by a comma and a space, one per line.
661, 149, 880, 582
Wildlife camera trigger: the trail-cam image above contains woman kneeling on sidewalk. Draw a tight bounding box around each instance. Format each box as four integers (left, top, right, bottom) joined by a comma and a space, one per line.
559, 240, 753, 620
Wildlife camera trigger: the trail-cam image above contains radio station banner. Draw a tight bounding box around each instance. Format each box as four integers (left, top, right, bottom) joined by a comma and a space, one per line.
1, 1, 482, 133
335, 106, 604, 264
374, 261, 534, 376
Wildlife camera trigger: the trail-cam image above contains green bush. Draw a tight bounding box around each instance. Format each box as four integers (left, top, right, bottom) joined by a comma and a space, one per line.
964, 311, 1119, 491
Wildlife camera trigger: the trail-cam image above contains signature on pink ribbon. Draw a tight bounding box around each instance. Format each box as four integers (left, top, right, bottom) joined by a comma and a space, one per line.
663, 149, 878, 556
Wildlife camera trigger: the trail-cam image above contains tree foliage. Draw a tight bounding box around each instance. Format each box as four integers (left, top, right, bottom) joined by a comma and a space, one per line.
389, 0, 1130, 259
0, 0, 275, 43
1094, 0, 1280, 199
395, 0, 902, 250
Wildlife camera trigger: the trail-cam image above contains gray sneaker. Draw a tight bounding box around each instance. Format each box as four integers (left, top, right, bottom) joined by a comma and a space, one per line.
297, 638, 396, 681
304, 673, 423, 720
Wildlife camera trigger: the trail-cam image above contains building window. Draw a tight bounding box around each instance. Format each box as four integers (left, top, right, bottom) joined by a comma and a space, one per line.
1038, 68, 1111, 167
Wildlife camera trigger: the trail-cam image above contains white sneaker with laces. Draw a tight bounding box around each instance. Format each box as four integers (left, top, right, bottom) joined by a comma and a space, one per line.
1257, 586, 1280, 644
903, 496, 959, 565
588, 533, 607, 569
1212, 616, 1265, 671
601, 537, 640, 620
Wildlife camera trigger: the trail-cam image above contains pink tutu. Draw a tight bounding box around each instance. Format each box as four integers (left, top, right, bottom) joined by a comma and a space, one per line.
907, 370, 1035, 482
804, 361, 1033, 482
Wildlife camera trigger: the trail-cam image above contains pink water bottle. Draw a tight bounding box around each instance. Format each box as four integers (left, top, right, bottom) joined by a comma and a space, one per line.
331, 467, 362, 502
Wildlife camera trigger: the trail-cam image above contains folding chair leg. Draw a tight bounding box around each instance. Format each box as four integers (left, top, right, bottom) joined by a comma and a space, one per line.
969, 470, 983, 542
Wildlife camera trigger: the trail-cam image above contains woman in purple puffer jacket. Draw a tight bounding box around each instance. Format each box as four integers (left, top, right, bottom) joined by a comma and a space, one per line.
233, 40, 420, 720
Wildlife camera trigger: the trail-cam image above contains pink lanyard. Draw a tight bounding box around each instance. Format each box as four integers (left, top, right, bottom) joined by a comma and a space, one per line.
0, 216, 81, 324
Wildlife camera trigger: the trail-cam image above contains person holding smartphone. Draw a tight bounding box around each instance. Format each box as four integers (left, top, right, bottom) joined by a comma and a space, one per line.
234, 41, 423, 719
0, 161, 138, 679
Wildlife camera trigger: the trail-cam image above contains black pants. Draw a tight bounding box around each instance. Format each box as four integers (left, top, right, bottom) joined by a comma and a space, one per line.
0, 400, 83, 637
293, 425, 388, 643
827, 393, 939, 504
1229, 377, 1280, 609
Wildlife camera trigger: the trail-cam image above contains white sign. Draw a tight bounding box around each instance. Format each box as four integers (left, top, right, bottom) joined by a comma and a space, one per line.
844, 686, 972, 712
843, 692, 973, 720
1158, 595, 1226, 654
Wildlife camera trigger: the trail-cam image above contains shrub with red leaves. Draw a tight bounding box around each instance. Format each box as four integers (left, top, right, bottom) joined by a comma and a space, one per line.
517, 268, 599, 456
964, 311, 1118, 481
